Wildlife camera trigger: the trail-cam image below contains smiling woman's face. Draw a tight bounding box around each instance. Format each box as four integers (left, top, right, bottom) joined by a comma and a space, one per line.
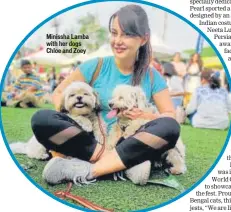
110, 16, 145, 61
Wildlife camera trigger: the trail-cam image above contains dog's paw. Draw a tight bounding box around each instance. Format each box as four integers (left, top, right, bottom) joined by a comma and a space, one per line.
74, 117, 93, 132
81, 124, 93, 132
123, 120, 144, 139
123, 133, 129, 139
169, 165, 187, 175
123, 128, 136, 139
28, 151, 50, 160
40, 153, 50, 160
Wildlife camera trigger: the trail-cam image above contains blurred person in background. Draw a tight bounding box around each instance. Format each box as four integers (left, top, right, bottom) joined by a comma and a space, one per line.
150, 56, 163, 75
56, 74, 65, 88
184, 53, 203, 107
39, 65, 45, 73
184, 53, 203, 93
163, 62, 184, 109
2, 59, 45, 108
69, 63, 76, 74
171, 52, 187, 78
4, 65, 13, 88
186, 70, 231, 130
224, 73, 230, 92
224, 74, 231, 113
33, 62, 39, 73
48, 66, 57, 92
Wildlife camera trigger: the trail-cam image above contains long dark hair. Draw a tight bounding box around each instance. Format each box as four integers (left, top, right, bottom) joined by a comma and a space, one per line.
163, 62, 177, 77
201, 70, 221, 89
109, 5, 152, 86
188, 53, 203, 72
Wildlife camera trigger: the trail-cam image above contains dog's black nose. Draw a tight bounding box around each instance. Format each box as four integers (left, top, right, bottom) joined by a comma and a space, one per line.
77, 96, 82, 101
109, 103, 114, 108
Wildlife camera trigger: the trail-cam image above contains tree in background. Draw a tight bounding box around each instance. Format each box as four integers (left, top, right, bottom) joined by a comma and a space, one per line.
71, 13, 109, 53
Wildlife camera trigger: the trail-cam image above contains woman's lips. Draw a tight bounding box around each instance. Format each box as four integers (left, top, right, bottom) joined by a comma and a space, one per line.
114, 47, 126, 53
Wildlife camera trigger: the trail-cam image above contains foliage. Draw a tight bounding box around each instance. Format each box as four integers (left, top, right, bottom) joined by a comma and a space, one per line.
71, 13, 109, 54
184, 46, 217, 58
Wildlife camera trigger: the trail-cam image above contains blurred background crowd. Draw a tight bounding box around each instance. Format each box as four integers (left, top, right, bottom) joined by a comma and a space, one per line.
2, 2, 230, 130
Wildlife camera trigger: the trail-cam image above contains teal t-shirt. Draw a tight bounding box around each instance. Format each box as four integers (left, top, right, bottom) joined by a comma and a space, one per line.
79, 56, 167, 132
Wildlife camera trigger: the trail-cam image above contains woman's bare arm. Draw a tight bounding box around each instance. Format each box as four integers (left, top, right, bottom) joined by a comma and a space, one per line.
52, 69, 85, 111
152, 89, 176, 119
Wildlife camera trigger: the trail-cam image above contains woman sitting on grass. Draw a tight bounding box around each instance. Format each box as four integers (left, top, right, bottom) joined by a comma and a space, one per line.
186, 70, 231, 130
31, 5, 179, 186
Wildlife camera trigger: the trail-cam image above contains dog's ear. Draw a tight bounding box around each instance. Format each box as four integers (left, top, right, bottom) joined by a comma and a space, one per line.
93, 91, 101, 113
59, 93, 68, 113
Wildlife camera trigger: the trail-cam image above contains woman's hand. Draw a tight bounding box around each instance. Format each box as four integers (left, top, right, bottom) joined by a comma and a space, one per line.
122, 108, 158, 120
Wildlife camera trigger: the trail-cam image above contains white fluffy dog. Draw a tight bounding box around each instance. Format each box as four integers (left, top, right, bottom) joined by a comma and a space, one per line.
10, 81, 103, 160
9, 135, 49, 160
107, 84, 186, 175
107, 85, 156, 148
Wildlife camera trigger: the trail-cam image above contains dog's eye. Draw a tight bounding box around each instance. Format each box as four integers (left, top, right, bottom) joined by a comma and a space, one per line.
119, 97, 123, 100
84, 93, 89, 96
69, 94, 75, 98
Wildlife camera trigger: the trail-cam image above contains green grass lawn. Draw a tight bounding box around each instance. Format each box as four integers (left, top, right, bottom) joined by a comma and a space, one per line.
1, 105, 229, 211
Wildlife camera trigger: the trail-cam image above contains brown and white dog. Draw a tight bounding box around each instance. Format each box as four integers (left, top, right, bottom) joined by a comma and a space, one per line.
10, 82, 104, 159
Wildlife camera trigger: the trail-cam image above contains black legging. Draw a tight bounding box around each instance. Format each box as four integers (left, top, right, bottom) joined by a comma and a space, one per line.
31, 110, 180, 168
